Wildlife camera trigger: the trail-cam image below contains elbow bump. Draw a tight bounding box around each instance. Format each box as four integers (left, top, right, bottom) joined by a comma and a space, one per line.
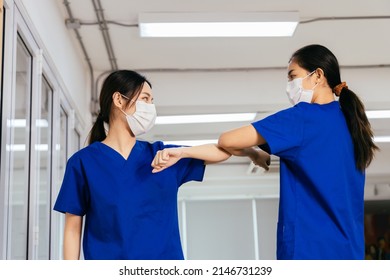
217, 135, 226, 148
218, 134, 233, 149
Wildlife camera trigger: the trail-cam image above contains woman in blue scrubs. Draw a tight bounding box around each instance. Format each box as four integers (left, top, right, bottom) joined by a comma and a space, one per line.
153, 45, 379, 260
217, 45, 379, 259
53, 70, 232, 260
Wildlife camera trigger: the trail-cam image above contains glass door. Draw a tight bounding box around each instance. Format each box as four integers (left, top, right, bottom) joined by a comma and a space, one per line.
0, 2, 86, 260
33, 77, 53, 259
7, 35, 32, 259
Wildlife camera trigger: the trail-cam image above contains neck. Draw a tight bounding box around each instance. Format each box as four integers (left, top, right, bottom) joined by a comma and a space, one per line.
102, 121, 136, 159
312, 87, 335, 104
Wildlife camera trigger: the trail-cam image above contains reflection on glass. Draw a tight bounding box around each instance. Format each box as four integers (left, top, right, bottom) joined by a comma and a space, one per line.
35, 78, 52, 259
8, 36, 31, 259
72, 128, 81, 152
58, 107, 68, 185
52, 107, 68, 259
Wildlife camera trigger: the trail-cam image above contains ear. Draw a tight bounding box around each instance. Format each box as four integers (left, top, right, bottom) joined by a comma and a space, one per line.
314, 68, 326, 84
112, 91, 123, 108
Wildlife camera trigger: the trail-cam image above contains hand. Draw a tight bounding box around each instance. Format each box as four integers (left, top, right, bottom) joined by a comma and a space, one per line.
250, 149, 271, 171
151, 148, 184, 173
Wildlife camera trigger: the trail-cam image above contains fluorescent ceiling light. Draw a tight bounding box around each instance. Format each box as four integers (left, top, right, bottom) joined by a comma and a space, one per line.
7, 119, 49, 127
156, 113, 256, 125
366, 110, 390, 119
164, 139, 218, 146
374, 136, 390, 143
139, 12, 299, 37
6, 144, 49, 152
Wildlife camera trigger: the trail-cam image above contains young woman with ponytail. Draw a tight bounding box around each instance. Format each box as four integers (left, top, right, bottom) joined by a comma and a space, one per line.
149, 44, 379, 259
53, 70, 232, 260
215, 44, 378, 259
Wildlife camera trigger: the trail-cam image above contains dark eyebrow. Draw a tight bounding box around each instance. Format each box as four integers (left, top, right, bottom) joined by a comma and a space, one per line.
288, 69, 294, 76
140, 92, 152, 98
140, 91, 154, 101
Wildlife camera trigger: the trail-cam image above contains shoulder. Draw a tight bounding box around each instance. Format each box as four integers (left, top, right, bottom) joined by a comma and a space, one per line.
254, 105, 304, 127
270, 103, 323, 121
284, 103, 311, 115
137, 140, 164, 151
297, 101, 342, 121
273, 105, 305, 118
295, 101, 341, 113
137, 140, 181, 152
136, 140, 173, 159
66, 142, 100, 165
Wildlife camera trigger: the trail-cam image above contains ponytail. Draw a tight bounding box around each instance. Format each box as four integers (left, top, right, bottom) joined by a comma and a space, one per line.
88, 113, 108, 145
337, 87, 379, 171
291, 44, 379, 172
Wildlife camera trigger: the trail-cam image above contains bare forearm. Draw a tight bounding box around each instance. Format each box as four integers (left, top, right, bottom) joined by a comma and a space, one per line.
180, 144, 231, 163
63, 230, 81, 260
63, 213, 82, 260
224, 147, 257, 158
223, 146, 271, 171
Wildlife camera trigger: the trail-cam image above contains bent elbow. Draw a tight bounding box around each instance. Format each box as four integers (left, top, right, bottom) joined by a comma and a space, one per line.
218, 133, 234, 150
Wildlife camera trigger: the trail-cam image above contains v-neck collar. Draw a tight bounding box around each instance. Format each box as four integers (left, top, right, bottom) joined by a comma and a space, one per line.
96, 140, 142, 162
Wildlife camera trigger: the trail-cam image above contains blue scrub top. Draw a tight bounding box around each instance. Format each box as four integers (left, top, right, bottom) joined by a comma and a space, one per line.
54, 140, 205, 260
252, 101, 365, 260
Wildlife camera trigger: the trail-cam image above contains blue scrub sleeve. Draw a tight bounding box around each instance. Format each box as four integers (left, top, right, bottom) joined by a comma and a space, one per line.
162, 143, 206, 186
175, 157, 205, 186
53, 154, 89, 216
251, 106, 304, 160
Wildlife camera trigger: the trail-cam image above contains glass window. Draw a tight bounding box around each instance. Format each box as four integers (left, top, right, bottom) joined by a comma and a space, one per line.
58, 107, 68, 182
71, 126, 81, 152
51, 106, 68, 259
1, 4, 4, 95
7, 35, 32, 259
185, 200, 255, 260
34, 77, 53, 259
256, 198, 278, 259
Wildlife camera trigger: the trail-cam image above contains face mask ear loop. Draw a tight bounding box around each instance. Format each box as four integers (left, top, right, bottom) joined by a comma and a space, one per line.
120, 94, 138, 114
119, 107, 128, 117
120, 94, 137, 104
304, 70, 316, 80
305, 70, 318, 90
311, 70, 318, 89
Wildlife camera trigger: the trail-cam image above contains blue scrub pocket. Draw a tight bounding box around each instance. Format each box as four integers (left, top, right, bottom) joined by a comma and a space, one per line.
277, 222, 295, 259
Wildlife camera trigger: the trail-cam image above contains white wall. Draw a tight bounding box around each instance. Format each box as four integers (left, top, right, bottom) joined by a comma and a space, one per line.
145, 67, 390, 111
20, 0, 90, 127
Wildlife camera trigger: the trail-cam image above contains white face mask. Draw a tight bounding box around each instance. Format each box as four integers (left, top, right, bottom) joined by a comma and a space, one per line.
121, 101, 157, 136
286, 71, 317, 105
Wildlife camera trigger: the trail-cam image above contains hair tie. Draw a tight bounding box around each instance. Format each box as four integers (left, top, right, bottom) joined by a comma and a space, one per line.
333, 82, 348, 97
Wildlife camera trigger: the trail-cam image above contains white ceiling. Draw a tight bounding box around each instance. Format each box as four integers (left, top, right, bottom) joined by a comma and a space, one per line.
56, 0, 390, 187
59, 0, 390, 70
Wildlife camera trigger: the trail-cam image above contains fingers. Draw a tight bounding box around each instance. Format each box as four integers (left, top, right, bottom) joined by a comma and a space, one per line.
254, 160, 269, 171
152, 166, 166, 173
261, 163, 270, 171
252, 155, 271, 171
151, 149, 170, 172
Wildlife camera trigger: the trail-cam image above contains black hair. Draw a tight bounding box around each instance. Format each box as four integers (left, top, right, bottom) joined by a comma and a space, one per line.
290, 44, 378, 171
88, 70, 151, 144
